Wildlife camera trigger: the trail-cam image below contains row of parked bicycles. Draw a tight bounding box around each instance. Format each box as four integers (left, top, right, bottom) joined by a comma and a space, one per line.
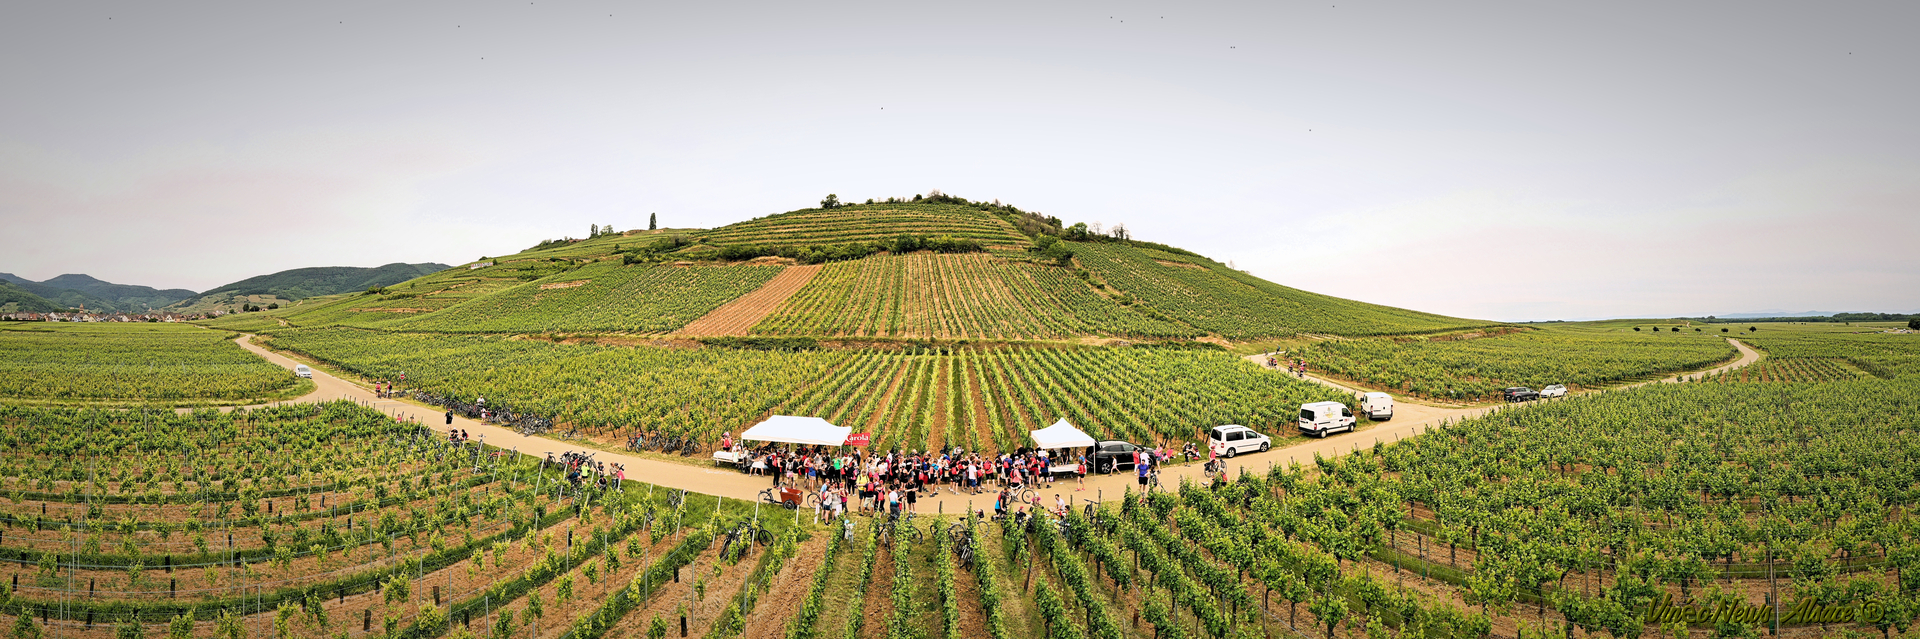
407, 391, 558, 435
625, 431, 702, 456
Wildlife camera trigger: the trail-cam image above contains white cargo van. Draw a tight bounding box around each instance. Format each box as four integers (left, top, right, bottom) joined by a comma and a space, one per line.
1361, 392, 1393, 420
294, 365, 312, 379
1298, 401, 1355, 438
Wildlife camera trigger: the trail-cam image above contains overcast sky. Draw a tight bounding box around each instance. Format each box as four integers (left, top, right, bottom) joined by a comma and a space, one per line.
3, 1, 1914, 321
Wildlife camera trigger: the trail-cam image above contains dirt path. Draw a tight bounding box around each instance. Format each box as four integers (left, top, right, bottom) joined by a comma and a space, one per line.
677, 264, 821, 336
1212, 338, 1763, 481
232, 334, 1759, 511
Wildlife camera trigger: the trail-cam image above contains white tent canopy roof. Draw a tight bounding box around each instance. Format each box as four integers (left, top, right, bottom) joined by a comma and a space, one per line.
1029, 419, 1095, 449
739, 415, 851, 447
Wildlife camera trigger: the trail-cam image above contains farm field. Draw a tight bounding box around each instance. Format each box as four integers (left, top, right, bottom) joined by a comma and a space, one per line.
389, 262, 781, 335
262, 328, 1352, 454
748, 253, 1196, 340
676, 265, 821, 337
0, 400, 806, 639
10, 313, 1916, 638
1285, 325, 1741, 401
0, 322, 309, 404
1068, 242, 1493, 339
1700, 357, 1868, 383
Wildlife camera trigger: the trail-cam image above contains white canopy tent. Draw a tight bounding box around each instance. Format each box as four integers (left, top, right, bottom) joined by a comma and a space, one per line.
739, 415, 852, 447
1029, 419, 1095, 450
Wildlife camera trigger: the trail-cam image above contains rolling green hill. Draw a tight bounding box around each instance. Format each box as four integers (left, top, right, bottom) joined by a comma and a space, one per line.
0, 272, 193, 312
0, 281, 60, 313
172, 262, 451, 314
197, 262, 451, 299
220, 199, 1494, 340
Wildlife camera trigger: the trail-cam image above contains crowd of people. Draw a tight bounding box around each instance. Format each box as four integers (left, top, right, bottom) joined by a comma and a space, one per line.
716, 432, 1224, 524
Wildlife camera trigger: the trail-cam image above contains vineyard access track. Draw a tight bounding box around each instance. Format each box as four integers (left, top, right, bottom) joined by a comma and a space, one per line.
234, 334, 1762, 514
675, 264, 821, 337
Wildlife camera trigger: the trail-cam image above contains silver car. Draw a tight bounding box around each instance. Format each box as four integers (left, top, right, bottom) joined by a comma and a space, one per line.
1540, 384, 1567, 398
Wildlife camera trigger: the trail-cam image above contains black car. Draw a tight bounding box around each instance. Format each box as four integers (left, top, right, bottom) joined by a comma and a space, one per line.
1088, 440, 1145, 474
1503, 387, 1540, 402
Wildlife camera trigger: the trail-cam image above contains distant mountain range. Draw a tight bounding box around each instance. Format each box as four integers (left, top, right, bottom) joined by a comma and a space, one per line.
0, 263, 449, 314
1714, 310, 1837, 319
0, 272, 196, 312
184, 263, 450, 305
0, 281, 61, 313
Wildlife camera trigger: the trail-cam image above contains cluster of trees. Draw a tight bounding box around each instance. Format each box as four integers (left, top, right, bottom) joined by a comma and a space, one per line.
1029, 234, 1075, 266
237, 303, 279, 312
622, 233, 983, 265
1682, 312, 1920, 324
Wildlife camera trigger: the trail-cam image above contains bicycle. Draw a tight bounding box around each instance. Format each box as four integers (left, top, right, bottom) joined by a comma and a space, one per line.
897, 512, 924, 544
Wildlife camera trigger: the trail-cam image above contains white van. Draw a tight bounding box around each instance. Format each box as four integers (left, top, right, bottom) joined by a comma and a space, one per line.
1298, 401, 1355, 438
294, 365, 312, 379
1361, 392, 1393, 420
1209, 425, 1271, 458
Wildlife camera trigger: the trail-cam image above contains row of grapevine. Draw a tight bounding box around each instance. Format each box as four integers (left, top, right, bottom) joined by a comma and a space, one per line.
392, 260, 782, 335
1068, 242, 1492, 339
1702, 357, 1867, 383
748, 253, 1191, 340
1290, 326, 1738, 400
0, 324, 305, 403
267, 329, 1352, 453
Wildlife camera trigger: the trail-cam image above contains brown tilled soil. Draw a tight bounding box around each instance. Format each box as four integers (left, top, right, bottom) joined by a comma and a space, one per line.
951, 557, 991, 638
856, 544, 896, 638
737, 534, 833, 637
677, 265, 822, 336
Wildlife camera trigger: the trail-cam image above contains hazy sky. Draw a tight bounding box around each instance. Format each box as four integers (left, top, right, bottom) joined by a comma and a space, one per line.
3, 1, 1915, 321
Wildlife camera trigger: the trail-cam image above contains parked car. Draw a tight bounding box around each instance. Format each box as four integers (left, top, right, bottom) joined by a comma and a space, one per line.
1089, 440, 1145, 474
1540, 384, 1567, 398
1208, 425, 1271, 458
294, 364, 313, 379
1298, 401, 1356, 438
1503, 387, 1540, 402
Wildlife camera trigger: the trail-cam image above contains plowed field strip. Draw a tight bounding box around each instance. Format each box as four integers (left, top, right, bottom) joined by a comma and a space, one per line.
677, 265, 822, 336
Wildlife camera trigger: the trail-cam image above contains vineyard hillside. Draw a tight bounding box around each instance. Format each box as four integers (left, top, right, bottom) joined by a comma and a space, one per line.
226, 199, 1495, 341
693, 201, 1031, 249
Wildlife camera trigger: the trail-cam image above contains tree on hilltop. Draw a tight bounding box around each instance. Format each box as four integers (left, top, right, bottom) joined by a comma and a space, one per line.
649, 213, 657, 230
820, 194, 840, 209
